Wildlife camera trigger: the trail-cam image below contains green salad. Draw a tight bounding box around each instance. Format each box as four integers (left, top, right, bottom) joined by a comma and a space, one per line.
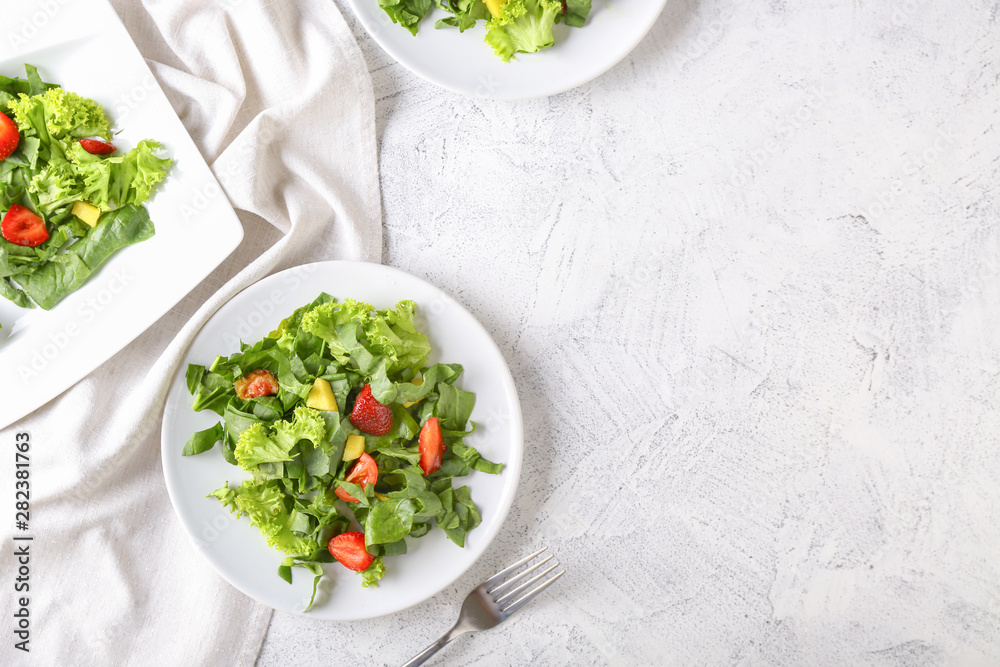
380, 0, 592, 62
0, 65, 172, 310
184, 294, 502, 609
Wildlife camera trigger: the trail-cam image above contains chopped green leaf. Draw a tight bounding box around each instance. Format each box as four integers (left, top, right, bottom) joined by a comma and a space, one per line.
182, 423, 224, 456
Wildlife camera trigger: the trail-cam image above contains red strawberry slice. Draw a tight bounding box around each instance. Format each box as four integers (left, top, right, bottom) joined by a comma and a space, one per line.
2, 205, 48, 247
234, 369, 279, 400
79, 138, 116, 155
328, 532, 375, 572
418, 417, 445, 476
350, 384, 393, 436
0, 112, 19, 161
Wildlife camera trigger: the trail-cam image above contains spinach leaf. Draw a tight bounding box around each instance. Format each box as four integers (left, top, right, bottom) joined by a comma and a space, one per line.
365, 498, 416, 548
16, 204, 154, 310
182, 423, 224, 456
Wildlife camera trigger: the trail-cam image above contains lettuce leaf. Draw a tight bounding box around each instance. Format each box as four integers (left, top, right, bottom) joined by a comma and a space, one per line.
235, 406, 327, 473
378, 0, 433, 35
485, 0, 562, 62
301, 298, 431, 376
69, 139, 172, 211
562, 0, 591, 27
9, 86, 111, 143
435, 0, 491, 31
366, 299, 432, 376
27, 160, 81, 213
0, 65, 56, 107
362, 557, 386, 587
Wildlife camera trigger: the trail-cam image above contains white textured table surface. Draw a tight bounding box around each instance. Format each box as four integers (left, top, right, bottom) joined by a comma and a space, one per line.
259, 1, 1000, 664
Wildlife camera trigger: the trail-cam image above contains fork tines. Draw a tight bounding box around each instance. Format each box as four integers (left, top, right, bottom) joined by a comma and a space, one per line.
483, 547, 565, 618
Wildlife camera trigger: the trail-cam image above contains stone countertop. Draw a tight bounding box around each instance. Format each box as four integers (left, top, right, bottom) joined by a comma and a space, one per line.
260, 1, 1000, 664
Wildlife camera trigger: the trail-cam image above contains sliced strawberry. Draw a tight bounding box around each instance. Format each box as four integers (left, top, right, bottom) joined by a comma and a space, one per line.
350, 384, 393, 436
328, 532, 375, 572
0, 112, 19, 161
1, 205, 48, 247
418, 417, 445, 476
335, 452, 379, 503
234, 369, 279, 400
79, 138, 116, 155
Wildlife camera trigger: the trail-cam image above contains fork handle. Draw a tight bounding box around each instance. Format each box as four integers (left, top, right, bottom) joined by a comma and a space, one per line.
400, 625, 465, 667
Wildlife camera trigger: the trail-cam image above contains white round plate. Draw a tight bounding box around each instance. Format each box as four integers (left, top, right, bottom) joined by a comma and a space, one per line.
344, 0, 669, 99
161, 261, 523, 620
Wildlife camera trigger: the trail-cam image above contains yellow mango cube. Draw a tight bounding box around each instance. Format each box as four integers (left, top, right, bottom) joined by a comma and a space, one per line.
306, 378, 338, 411
342, 434, 365, 462
71, 201, 101, 227
485, 0, 505, 18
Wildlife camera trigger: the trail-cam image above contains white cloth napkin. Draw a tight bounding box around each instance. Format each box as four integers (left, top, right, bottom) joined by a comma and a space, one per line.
0, 0, 380, 664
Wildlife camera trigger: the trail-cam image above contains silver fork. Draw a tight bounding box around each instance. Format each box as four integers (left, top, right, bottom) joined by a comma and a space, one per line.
400, 547, 565, 667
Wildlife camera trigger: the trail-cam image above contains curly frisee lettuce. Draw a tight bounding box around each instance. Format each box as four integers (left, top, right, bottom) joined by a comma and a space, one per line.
184, 295, 504, 611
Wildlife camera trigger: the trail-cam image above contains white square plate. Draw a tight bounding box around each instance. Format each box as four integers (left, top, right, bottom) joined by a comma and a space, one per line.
0, 0, 244, 428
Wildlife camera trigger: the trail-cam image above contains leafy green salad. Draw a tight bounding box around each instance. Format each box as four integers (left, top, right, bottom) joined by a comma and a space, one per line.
184, 294, 502, 609
380, 0, 592, 62
0, 65, 172, 310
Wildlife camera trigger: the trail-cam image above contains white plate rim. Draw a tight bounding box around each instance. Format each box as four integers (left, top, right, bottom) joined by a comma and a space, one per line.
160, 260, 524, 620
